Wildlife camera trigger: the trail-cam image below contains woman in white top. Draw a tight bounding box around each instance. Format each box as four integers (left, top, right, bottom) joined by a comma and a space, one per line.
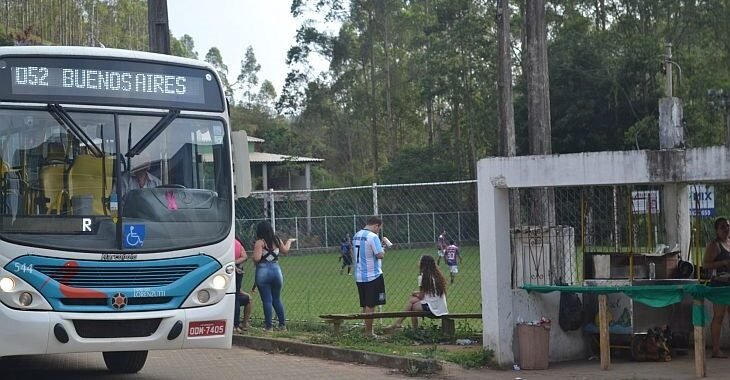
387, 255, 448, 330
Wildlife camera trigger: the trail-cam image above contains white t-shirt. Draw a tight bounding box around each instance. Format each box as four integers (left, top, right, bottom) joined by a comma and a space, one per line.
417, 274, 448, 316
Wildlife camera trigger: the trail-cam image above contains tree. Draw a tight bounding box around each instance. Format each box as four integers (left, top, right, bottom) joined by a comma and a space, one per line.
205, 47, 234, 100
171, 34, 198, 59
237, 46, 261, 108
257, 80, 277, 115
525, 0, 554, 226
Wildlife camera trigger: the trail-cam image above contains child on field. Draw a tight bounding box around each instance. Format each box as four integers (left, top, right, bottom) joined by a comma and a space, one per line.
339, 236, 353, 275
444, 240, 462, 284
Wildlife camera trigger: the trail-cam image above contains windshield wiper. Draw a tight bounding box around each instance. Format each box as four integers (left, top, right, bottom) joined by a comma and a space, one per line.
47, 104, 103, 157
127, 109, 180, 158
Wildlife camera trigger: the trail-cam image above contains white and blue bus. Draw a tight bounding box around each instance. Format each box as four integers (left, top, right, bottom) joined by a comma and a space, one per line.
0, 46, 250, 373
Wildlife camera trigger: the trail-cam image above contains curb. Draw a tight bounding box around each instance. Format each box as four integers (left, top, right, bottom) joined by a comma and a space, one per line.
232, 334, 442, 374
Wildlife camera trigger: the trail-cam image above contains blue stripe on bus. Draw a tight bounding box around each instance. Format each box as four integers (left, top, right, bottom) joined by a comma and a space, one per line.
4, 255, 220, 312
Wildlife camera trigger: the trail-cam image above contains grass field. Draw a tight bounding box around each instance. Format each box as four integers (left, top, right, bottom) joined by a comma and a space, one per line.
239, 245, 482, 328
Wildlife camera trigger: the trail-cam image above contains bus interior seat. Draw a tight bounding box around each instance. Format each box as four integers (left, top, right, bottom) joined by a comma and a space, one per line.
39, 142, 69, 214
43, 142, 67, 164
67, 155, 113, 215
39, 164, 66, 214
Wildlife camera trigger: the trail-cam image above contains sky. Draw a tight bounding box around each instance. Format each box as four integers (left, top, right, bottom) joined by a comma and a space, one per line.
168, 0, 307, 100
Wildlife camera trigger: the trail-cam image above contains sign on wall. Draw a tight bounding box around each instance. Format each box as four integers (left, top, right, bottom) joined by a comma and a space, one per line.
631, 190, 660, 215
689, 184, 715, 217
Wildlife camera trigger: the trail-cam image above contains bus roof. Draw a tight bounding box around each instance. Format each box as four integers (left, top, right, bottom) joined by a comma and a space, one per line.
0, 46, 214, 71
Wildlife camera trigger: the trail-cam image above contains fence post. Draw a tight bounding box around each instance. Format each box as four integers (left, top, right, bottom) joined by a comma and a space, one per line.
325, 216, 329, 248
353, 215, 356, 235
432, 212, 436, 241
407, 213, 411, 244
458, 211, 462, 242
295, 216, 299, 250
372, 182, 379, 216
269, 188, 276, 232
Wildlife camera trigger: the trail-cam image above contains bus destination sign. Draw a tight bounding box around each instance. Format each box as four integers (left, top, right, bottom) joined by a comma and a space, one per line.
0, 56, 224, 112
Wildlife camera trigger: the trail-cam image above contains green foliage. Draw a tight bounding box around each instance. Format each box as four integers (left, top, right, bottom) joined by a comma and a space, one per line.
170, 34, 198, 59
380, 146, 459, 184
443, 348, 495, 369
0, 27, 11, 46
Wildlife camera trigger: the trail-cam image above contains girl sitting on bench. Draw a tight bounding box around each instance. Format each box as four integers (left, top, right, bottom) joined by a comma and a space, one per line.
386, 255, 449, 331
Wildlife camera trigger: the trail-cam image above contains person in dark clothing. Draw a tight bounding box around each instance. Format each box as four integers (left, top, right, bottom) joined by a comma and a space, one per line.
233, 237, 253, 333
339, 235, 353, 275
704, 217, 730, 358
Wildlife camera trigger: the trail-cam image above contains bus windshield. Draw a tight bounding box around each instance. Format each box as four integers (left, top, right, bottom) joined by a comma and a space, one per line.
0, 107, 231, 252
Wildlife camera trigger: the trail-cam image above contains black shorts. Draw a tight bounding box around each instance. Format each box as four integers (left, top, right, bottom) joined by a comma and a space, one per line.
356, 275, 386, 308
238, 292, 250, 306
421, 303, 435, 316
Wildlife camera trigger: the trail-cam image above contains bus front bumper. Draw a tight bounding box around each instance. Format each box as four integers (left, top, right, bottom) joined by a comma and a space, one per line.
0, 294, 234, 357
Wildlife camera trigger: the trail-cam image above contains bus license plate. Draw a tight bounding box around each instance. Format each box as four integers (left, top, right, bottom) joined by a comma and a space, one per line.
187, 320, 226, 337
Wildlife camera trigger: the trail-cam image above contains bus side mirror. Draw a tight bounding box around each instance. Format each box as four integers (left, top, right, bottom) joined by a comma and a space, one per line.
230, 130, 251, 198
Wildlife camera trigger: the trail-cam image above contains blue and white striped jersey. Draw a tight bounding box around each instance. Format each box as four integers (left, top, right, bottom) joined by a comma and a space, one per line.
352, 228, 384, 282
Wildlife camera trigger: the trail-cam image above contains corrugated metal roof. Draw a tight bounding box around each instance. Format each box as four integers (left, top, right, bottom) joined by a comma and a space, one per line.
249, 152, 324, 163
247, 136, 265, 143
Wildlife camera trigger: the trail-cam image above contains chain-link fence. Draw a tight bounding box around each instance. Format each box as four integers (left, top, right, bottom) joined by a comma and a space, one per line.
510, 183, 730, 288
234, 180, 481, 327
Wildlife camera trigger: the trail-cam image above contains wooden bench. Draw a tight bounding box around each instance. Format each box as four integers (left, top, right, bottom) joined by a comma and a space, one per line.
320, 311, 482, 338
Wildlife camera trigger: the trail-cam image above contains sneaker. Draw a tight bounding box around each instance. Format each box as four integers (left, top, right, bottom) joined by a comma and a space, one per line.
263, 328, 273, 335
276, 325, 287, 332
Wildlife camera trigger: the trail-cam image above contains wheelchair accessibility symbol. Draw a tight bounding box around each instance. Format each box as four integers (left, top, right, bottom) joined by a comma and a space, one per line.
123, 224, 146, 248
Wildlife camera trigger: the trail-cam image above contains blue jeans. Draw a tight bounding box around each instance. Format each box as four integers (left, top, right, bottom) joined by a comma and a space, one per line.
255, 262, 285, 329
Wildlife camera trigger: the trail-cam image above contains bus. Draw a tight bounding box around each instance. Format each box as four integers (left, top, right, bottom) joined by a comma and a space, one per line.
0, 46, 250, 373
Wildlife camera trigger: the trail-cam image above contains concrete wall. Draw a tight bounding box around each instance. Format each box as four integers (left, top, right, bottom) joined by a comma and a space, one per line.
477, 146, 730, 366
512, 290, 589, 363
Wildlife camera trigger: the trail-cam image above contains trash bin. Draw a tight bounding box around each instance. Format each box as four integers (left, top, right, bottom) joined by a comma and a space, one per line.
517, 323, 550, 370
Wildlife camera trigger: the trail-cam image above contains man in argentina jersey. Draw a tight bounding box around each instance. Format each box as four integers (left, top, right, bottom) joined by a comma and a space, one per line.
352, 215, 386, 337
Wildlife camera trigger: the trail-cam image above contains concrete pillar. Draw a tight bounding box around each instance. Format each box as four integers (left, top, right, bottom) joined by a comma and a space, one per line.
662, 184, 691, 257
478, 170, 514, 366
659, 96, 689, 258
262, 163, 268, 191
659, 98, 684, 149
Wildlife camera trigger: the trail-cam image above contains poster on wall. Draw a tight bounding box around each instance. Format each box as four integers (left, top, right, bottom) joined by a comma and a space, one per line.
689, 184, 715, 217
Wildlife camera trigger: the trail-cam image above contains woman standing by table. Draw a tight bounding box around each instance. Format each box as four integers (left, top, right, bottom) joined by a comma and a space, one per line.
704, 217, 730, 358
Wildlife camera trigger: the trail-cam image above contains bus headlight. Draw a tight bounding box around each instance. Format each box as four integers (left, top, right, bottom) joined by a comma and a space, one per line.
212, 275, 227, 290
18, 292, 33, 306
181, 267, 233, 308
0, 277, 15, 292
0, 270, 52, 311
197, 290, 210, 303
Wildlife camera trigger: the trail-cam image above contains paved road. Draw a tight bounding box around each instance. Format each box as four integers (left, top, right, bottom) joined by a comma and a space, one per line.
6, 346, 730, 380
1, 347, 415, 380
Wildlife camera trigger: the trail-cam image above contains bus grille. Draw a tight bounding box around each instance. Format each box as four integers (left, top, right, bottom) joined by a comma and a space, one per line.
73, 319, 162, 338
34, 265, 199, 288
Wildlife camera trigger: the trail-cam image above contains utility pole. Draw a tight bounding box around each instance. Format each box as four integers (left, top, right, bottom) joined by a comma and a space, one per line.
658, 40, 689, 266
148, 0, 170, 54
496, 0, 520, 225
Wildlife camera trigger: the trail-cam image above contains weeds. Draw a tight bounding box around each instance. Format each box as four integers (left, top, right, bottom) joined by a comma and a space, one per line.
443, 348, 495, 369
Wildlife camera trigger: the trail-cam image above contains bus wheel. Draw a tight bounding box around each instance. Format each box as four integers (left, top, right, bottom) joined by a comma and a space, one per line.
102, 351, 148, 373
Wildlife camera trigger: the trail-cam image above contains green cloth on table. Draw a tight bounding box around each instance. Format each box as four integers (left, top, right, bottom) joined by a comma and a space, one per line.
522, 283, 730, 308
